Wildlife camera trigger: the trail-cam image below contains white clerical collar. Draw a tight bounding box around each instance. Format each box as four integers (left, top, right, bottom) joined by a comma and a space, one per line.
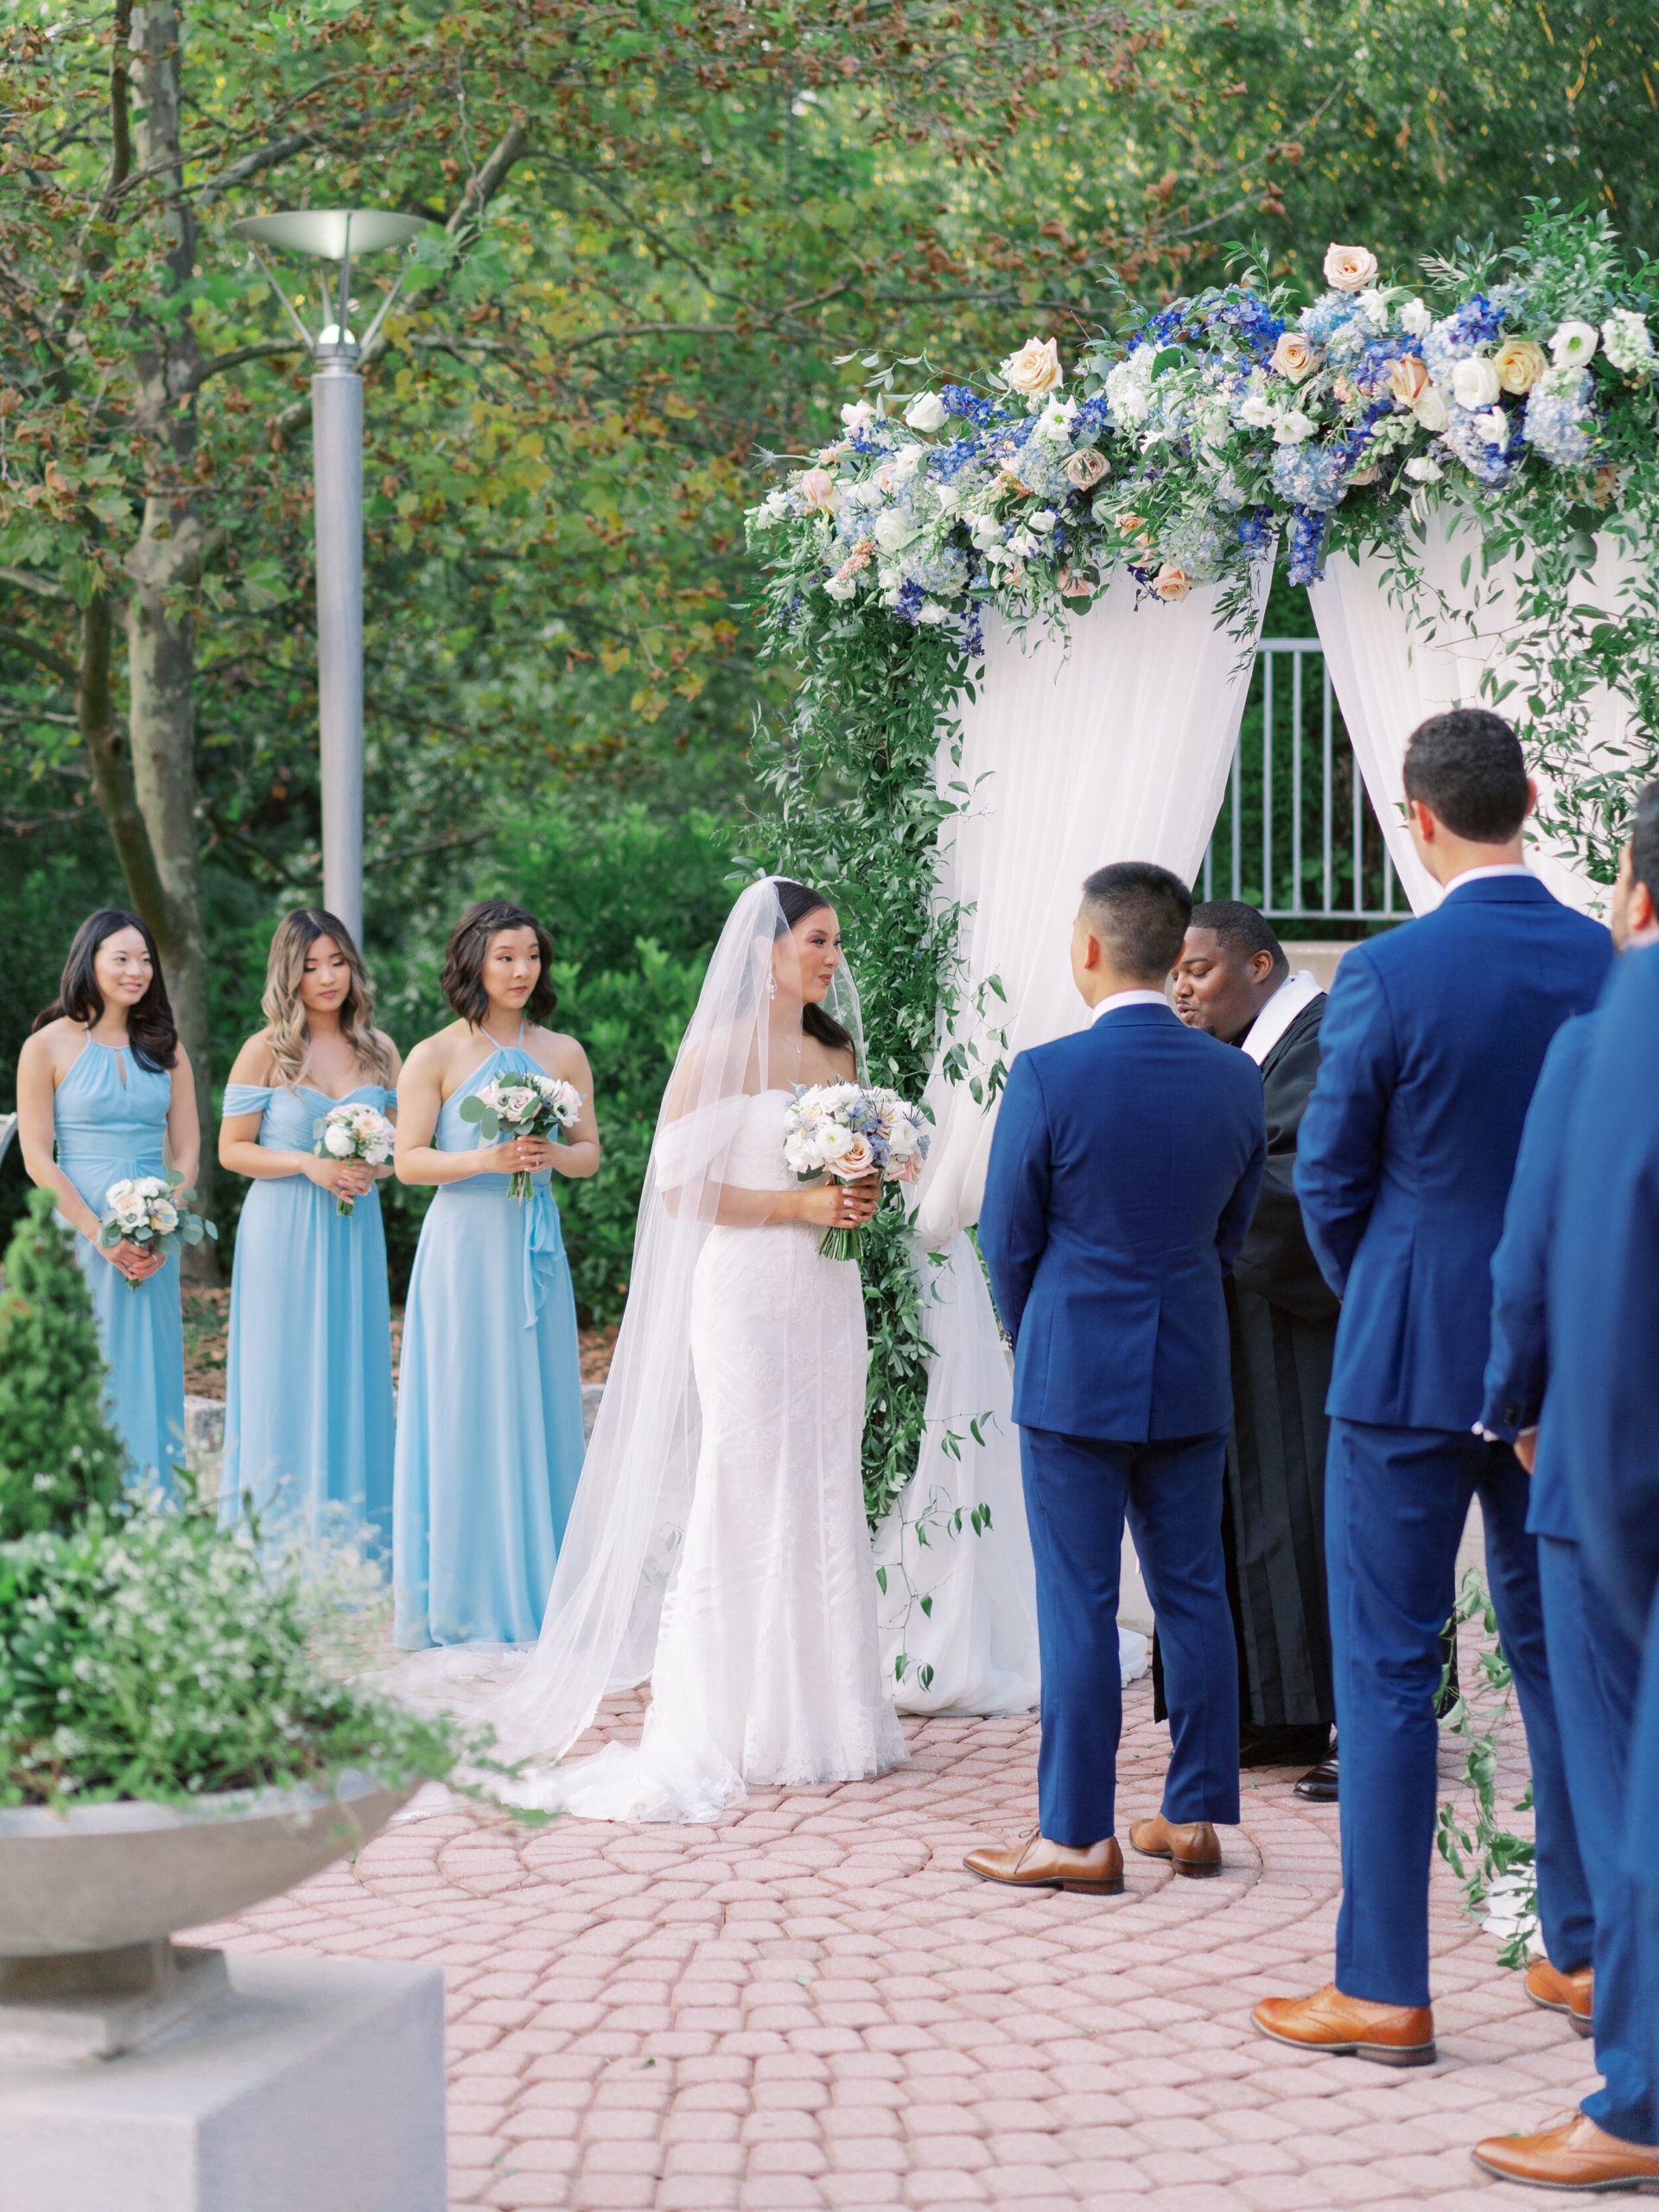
1444, 861, 1532, 891
1090, 989, 1170, 1024
1241, 969, 1322, 1066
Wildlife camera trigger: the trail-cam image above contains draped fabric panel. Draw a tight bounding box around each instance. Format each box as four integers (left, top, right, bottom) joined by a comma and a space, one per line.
1309, 512, 1635, 916
879, 569, 1266, 1713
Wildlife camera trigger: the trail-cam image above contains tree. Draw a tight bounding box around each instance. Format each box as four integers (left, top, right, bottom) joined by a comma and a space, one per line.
0, 1189, 126, 1539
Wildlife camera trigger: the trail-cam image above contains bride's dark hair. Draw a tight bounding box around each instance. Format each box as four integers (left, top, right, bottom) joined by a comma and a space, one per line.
773, 879, 855, 1056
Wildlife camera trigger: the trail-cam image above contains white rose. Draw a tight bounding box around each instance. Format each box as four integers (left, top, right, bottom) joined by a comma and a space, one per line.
1550, 320, 1599, 369
1273, 410, 1316, 444
873, 507, 916, 552
105, 1179, 136, 1210
1475, 405, 1511, 448
324, 1123, 355, 1157
1412, 389, 1450, 433
1404, 456, 1443, 482
1000, 335, 1064, 395
840, 398, 876, 430
1451, 355, 1501, 409
1398, 297, 1433, 338
903, 391, 950, 433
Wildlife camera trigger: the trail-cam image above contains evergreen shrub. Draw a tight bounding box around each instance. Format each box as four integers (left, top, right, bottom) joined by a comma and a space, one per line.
0, 1189, 126, 1541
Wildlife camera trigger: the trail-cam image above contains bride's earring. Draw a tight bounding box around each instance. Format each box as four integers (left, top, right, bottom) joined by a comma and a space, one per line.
767, 974, 776, 1001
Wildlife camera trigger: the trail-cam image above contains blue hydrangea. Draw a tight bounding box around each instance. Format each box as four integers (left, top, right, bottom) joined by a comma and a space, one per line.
1287, 507, 1328, 586
1523, 370, 1596, 467
1071, 394, 1114, 437
1270, 442, 1350, 512
1440, 401, 1517, 485
1420, 291, 1522, 387
1300, 292, 1371, 346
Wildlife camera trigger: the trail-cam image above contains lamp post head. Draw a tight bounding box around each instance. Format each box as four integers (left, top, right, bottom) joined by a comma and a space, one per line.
230, 209, 433, 365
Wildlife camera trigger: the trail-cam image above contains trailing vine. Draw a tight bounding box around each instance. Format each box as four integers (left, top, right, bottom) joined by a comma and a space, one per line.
1434, 1567, 1538, 1968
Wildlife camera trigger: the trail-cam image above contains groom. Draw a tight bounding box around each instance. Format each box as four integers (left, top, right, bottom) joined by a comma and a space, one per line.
969, 862, 1267, 1894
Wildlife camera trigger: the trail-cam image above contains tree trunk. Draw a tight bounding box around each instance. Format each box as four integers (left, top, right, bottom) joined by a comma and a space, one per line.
124, 3, 219, 1277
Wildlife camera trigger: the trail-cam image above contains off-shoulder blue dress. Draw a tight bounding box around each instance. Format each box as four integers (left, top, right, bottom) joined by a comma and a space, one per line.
392, 1046, 586, 1648
219, 1081, 397, 1552
54, 1037, 185, 1484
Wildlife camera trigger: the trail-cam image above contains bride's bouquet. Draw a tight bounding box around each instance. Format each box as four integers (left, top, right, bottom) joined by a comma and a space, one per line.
784, 1082, 930, 1261
459, 1071, 584, 1200
311, 1101, 397, 1216
99, 1171, 216, 1287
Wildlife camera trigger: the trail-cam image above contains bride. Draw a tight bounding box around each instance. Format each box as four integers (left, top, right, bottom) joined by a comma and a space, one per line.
477, 875, 908, 1821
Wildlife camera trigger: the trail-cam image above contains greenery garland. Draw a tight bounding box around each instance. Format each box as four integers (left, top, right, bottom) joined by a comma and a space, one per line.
747, 201, 1659, 1527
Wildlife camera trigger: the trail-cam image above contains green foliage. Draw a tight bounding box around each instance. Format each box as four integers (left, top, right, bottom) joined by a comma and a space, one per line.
0, 1493, 459, 1809
0, 1190, 126, 1541
1435, 1567, 1537, 1968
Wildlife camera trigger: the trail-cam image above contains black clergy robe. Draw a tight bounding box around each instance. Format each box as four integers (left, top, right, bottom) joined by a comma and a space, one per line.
1223, 992, 1337, 1733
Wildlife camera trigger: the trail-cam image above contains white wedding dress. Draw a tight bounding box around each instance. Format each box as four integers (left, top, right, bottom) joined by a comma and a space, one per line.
512, 1089, 906, 1822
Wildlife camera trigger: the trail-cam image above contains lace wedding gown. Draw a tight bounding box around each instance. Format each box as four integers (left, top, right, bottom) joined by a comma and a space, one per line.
505, 1089, 906, 1823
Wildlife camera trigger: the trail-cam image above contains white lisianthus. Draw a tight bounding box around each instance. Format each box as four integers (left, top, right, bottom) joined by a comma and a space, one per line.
1475, 405, 1511, 448
1398, 296, 1433, 337
1451, 355, 1502, 409
839, 397, 876, 430
1549, 320, 1599, 369
934, 485, 959, 512
823, 573, 857, 601
1404, 455, 1443, 482
1273, 410, 1316, 445
1412, 389, 1450, 433
105, 1179, 137, 1211
757, 487, 790, 523
916, 601, 950, 626
968, 514, 1005, 550
817, 1121, 854, 1160
1105, 353, 1154, 426
903, 391, 950, 433
1027, 508, 1058, 532
1000, 335, 1064, 395
1602, 308, 1654, 374
1237, 391, 1275, 430
1357, 287, 1389, 328
891, 444, 924, 482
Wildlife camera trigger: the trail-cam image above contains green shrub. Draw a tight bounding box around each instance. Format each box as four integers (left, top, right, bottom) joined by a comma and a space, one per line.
0, 1496, 458, 1808
0, 1189, 127, 1540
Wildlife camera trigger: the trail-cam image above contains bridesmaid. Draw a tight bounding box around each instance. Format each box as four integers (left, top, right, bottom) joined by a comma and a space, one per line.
219, 909, 400, 1550
392, 899, 600, 1648
16, 910, 196, 1484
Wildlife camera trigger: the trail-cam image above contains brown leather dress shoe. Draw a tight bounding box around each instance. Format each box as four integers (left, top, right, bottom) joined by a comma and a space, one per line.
963, 1828, 1124, 1895
1525, 1958, 1595, 2038
1129, 1812, 1223, 1877
1472, 2111, 1659, 2190
1252, 1983, 1436, 2067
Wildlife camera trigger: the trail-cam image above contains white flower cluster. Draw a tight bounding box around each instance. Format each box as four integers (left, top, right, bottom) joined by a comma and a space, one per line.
460, 1070, 585, 1201
315, 1101, 395, 1164
99, 1170, 212, 1276
783, 1081, 929, 1186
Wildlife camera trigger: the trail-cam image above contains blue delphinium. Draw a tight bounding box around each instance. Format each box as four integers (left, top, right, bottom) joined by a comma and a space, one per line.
1236, 507, 1275, 558
941, 385, 996, 425
1420, 288, 1526, 388
1287, 506, 1329, 586
1353, 334, 1414, 398
894, 579, 928, 624
1205, 293, 1286, 361
1523, 369, 1597, 467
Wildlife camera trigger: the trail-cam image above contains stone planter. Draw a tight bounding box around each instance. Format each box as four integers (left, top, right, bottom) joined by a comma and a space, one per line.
0, 1771, 411, 2059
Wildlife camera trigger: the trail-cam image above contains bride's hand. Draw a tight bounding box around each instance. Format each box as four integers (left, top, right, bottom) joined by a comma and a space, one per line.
793, 1174, 880, 1229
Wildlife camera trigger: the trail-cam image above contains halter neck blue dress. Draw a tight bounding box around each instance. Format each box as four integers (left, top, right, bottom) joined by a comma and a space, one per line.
219, 1080, 397, 1553
392, 1044, 586, 1648
53, 1038, 185, 1484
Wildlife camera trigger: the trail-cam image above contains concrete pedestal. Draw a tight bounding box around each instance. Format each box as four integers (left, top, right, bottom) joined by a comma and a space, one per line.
0, 1952, 446, 2212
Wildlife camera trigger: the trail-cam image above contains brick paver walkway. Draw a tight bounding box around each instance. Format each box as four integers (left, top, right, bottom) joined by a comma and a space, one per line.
190, 1667, 1592, 2211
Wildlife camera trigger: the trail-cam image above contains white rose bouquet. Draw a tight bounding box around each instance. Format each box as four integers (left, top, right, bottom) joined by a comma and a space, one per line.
458, 1071, 584, 1200
99, 1171, 216, 1288
782, 1082, 931, 1262
311, 1101, 397, 1217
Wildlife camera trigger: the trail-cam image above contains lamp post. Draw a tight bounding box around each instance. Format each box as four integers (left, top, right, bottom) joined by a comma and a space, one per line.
230, 210, 431, 947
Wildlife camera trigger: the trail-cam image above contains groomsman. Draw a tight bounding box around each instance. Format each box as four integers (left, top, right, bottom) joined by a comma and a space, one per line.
969, 863, 1265, 1893
1471, 799, 1659, 2190
1172, 902, 1336, 1777
1255, 708, 1610, 2066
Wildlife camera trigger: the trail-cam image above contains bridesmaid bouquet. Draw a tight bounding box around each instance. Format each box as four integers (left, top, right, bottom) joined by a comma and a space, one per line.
311, 1101, 397, 1216
99, 1171, 216, 1288
783, 1083, 931, 1261
459, 1071, 584, 1200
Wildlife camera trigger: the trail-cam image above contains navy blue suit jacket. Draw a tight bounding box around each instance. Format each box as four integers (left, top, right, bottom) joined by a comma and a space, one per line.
1479, 1012, 1597, 1541
1551, 944, 1659, 1645
979, 1001, 1266, 1442
1294, 874, 1611, 1432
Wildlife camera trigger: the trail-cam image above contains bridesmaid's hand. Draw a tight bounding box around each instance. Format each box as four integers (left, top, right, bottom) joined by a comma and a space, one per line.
479, 1135, 556, 1177
794, 1173, 880, 1229
101, 1236, 164, 1282
306, 1155, 374, 1200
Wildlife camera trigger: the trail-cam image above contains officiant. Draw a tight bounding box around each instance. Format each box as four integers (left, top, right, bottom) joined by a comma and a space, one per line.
1173, 902, 1335, 1776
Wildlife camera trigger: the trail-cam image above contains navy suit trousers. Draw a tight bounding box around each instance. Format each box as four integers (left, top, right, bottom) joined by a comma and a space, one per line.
1326, 1421, 1593, 2007
1538, 1536, 1655, 2145
1020, 1426, 1240, 1848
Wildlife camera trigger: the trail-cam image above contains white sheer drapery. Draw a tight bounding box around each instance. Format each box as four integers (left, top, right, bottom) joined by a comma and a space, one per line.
875, 569, 1267, 1712
1310, 509, 1635, 915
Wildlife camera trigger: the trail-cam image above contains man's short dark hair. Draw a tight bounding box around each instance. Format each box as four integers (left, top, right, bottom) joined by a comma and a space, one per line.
1630, 779, 1659, 901
1189, 899, 1287, 977
1080, 861, 1192, 979
1402, 709, 1530, 843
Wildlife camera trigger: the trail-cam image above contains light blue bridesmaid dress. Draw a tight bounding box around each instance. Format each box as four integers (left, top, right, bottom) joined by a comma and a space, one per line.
220, 1081, 397, 1554
392, 1044, 586, 1648
53, 1037, 185, 1484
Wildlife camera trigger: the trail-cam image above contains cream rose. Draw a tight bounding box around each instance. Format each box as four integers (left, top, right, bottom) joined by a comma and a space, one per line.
1269, 332, 1316, 382
1152, 564, 1192, 603
1492, 338, 1547, 394
1451, 355, 1502, 410
1065, 448, 1109, 490
798, 467, 837, 512
836, 1135, 876, 1179
1323, 243, 1379, 293
1388, 355, 1430, 408
1000, 336, 1064, 396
